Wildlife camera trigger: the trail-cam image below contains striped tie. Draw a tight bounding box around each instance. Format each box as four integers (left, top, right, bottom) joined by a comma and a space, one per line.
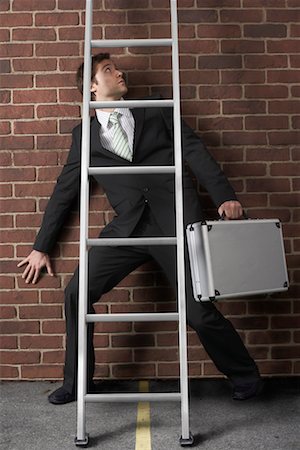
109, 112, 133, 161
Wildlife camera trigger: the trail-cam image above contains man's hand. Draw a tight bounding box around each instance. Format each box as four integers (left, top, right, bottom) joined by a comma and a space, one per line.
17, 250, 54, 284
218, 200, 243, 220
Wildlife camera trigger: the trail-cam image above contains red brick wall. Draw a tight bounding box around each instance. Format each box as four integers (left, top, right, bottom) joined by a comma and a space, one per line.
1, 0, 299, 381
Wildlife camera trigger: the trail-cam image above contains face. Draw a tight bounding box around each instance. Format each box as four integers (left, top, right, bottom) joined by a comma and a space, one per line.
90, 59, 128, 103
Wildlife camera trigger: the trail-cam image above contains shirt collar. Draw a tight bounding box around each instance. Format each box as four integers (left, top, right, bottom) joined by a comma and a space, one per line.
95, 98, 131, 128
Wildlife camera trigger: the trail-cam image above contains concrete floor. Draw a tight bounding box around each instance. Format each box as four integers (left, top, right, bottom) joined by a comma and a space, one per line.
0, 378, 299, 450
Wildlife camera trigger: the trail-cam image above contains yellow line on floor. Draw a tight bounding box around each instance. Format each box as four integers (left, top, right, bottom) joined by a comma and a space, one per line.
135, 380, 152, 450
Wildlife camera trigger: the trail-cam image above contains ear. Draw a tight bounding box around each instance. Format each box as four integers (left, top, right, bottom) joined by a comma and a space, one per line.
90, 81, 97, 94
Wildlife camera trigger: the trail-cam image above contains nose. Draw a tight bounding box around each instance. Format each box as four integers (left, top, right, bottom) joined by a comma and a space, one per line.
117, 70, 123, 78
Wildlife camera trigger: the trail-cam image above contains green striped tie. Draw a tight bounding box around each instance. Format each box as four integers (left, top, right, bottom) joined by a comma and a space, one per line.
109, 112, 133, 161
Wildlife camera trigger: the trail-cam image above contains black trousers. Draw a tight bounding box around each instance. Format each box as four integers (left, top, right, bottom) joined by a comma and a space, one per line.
63, 207, 260, 393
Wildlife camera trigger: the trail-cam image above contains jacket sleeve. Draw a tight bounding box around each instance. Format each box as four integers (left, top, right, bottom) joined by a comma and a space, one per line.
33, 125, 82, 254
160, 106, 237, 208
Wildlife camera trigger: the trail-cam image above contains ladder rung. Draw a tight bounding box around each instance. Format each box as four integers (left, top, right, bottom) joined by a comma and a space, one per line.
85, 392, 181, 402
90, 99, 174, 109
86, 312, 179, 323
87, 237, 177, 247
88, 165, 175, 175
91, 38, 172, 48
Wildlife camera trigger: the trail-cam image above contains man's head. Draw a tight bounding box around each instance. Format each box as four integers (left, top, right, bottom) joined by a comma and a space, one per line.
76, 53, 128, 102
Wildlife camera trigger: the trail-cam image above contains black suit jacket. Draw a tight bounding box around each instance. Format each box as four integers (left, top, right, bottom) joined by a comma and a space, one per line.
33, 102, 237, 253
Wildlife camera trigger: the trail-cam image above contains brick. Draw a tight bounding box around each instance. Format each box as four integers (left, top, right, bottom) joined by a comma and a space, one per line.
36, 73, 76, 88
20, 336, 63, 349
42, 351, 65, 364
246, 178, 290, 193
13, 58, 57, 72
222, 70, 265, 85
0, 184, 12, 197
292, 117, 300, 129
0, 351, 40, 364
0, 105, 34, 120
221, 9, 263, 23
127, 10, 169, 24
0, 168, 35, 182
19, 306, 62, 319
0, 13, 32, 26
0, 0, 9, 11
267, 9, 300, 23
0, 276, 15, 289
35, 12, 79, 26
0, 60, 11, 73
248, 301, 291, 315
0, 74, 33, 88
58, 0, 86, 8
37, 105, 80, 118
0, 366, 19, 379
0, 43, 33, 58
180, 40, 218, 54
291, 24, 300, 37
21, 365, 63, 379
13, 0, 56, 10
246, 116, 289, 130
180, 70, 219, 85
272, 346, 300, 359
245, 55, 287, 69
158, 363, 180, 377
198, 55, 242, 69
221, 40, 265, 54
0, 122, 11, 135
0, 336, 18, 349
42, 320, 66, 334
268, 70, 300, 83
111, 363, 155, 378
179, 9, 218, 23
0, 245, 14, 258
268, 131, 300, 145
199, 85, 242, 99
105, 0, 148, 8
14, 152, 58, 166
37, 135, 71, 149
269, 101, 300, 114
223, 100, 266, 115
244, 24, 287, 38
270, 163, 300, 176
14, 120, 57, 135
267, 40, 300, 54
36, 43, 79, 57
12, 28, 56, 41
0, 306, 16, 319
134, 348, 178, 362
248, 331, 291, 345
0, 290, 38, 305
0, 321, 40, 334
200, 117, 243, 131
112, 334, 155, 347
223, 132, 267, 146
197, 24, 241, 38
245, 85, 288, 99
230, 316, 269, 329
0, 90, 11, 104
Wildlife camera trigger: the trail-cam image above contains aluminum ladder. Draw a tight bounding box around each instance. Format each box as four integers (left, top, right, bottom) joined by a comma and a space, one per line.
75, 0, 194, 446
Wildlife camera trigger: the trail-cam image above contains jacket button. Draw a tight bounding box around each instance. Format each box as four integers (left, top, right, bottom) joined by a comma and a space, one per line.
144, 199, 148, 203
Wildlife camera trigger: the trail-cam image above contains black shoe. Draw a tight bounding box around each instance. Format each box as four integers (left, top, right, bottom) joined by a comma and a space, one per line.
232, 379, 264, 401
48, 386, 76, 405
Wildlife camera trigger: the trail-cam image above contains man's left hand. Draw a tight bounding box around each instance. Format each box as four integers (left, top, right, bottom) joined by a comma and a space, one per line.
218, 200, 243, 220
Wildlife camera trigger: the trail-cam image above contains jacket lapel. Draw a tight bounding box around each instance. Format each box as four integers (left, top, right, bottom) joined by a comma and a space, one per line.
131, 107, 145, 161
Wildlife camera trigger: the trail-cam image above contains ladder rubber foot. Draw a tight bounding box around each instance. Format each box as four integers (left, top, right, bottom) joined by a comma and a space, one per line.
179, 432, 194, 447
74, 434, 89, 447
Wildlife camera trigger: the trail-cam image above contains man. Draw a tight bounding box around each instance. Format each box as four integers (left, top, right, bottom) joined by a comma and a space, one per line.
18, 53, 263, 405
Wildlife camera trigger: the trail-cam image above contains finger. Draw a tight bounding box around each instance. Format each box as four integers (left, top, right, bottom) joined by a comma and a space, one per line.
22, 263, 31, 279
32, 268, 40, 285
17, 258, 28, 268
46, 260, 54, 277
25, 266, 35, 284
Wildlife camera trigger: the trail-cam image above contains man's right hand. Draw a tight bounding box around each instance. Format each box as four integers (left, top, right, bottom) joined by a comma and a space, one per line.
17, 250, 54, 284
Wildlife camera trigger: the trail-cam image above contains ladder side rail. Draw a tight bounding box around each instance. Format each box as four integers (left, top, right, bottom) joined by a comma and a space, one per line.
76, 0, 93, 444
170, 0, 191, 442
91, 38, 172, 48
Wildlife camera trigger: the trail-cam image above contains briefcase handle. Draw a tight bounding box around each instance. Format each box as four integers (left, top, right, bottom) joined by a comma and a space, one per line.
219, 210, 249, 221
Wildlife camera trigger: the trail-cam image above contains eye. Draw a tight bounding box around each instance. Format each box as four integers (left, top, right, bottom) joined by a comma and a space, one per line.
105, 67, 111, 73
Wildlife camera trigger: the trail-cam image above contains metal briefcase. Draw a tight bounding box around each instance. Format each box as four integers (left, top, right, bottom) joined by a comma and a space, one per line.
186, 219, 289, 302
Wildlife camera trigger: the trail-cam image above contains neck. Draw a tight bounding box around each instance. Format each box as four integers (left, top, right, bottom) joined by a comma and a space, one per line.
95, 95, 122, 113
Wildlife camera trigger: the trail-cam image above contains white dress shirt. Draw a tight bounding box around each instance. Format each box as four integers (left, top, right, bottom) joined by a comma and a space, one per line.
96, 104, 135, 157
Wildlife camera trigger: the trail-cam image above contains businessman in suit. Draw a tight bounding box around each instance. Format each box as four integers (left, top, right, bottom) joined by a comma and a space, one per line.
18, 53, 263, 405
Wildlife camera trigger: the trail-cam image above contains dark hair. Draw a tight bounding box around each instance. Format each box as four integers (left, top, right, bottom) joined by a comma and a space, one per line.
76, 52, 110, 98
